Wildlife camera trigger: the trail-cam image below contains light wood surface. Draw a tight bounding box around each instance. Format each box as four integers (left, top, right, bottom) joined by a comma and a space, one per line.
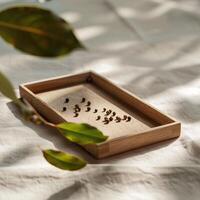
37, 84, 154, 140
19, 71, 181, 159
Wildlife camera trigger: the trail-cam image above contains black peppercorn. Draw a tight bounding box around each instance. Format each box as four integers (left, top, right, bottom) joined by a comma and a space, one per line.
102, 117, 109, 124
74, 108, 81, 113
115, 116, 120, 120
104, 120, 109, 125
123, 115, 127, 120
81, 98, 86, 103
112, 112, 116, 117
96, 116, 101, 121
109, 110, 112, 114
126, 116, 131, 122
73, 107, 80, 112
103, 117, 108, 122
115, 116, 121, 123
73, 113, 79, 117
102, 108, 106, 112
85, 107, 91, 112
62, 107, 67, 112
93, 109, 98, 113
65, 98, 69, 103
105, 110, 112, 116
86, 101, 91, 106
109, 117, 113, 121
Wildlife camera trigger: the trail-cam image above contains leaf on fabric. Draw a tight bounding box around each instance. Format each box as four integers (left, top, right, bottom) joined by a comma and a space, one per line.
43, 149, 87, 171
0, 71, 18, 101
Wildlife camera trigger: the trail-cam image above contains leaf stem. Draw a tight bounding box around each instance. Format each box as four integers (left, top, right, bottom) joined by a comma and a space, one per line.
20, 98, 56, 128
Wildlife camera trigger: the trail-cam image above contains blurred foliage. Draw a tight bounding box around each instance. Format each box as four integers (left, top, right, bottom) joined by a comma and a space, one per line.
0, 6, 84, 57
0, 6, 108, 171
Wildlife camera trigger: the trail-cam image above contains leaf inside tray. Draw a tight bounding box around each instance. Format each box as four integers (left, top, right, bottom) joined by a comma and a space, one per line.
56, 122, 108, 145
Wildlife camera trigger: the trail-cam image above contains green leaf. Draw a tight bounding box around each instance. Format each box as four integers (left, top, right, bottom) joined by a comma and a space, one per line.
42, 149, 87, 171
0, 71, 18, 101
0, 6, 84, 57
0, 71, 38, 121
56, 122, 108, 145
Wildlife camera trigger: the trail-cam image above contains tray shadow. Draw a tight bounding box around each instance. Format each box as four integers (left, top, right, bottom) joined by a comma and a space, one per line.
7, 101, 177, 164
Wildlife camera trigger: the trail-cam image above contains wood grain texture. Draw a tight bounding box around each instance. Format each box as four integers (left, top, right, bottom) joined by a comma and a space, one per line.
19, 71, 181, 159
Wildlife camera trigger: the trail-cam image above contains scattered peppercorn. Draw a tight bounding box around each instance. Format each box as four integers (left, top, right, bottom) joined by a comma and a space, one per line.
102, 117, 109, 124
62, 98, 131, 124
103, 117, 109, 122
65, 98, 69, 103
115, 116, 121, 123
93, 109, 98, 113
112, 112, 116, 117
102, 108, 106, 112
81, 98, 86, 103
96, 116, 101, 120
74, 108, 81, 113
115, 116, 120, 120
73, 104, 81, 112
126, 116, 131, 122
86, 101, 91, 106
105, 110, 112, 116
73, 113, 79, 117
62, 107, 67, 112
123, 115, 127, 120
104, 120, 109, 125
85, 107, 91, 112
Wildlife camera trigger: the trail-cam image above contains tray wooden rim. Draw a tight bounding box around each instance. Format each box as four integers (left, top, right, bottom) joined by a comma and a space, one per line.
19, 71, 181, 158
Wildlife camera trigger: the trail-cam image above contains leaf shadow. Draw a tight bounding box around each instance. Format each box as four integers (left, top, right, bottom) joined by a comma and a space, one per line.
0, 144, 33, 167
7, 101, 177, 165
1, 0, 200, 102
175, 99, 200, 123
94, 138, 177, 164
114, 63, 200, 99
83, 165, 200, 200
47, 181, 84, 200
6, 101, 97, 163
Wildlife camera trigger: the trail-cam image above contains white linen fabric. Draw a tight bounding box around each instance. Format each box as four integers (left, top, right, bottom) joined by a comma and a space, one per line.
0, 0, 200, 199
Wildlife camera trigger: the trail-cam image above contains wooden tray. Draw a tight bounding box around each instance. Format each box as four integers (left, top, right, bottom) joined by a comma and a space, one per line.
19, 71, 181, 159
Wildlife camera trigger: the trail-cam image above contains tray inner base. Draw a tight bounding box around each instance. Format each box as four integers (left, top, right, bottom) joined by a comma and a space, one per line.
36, 83, 158, 140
